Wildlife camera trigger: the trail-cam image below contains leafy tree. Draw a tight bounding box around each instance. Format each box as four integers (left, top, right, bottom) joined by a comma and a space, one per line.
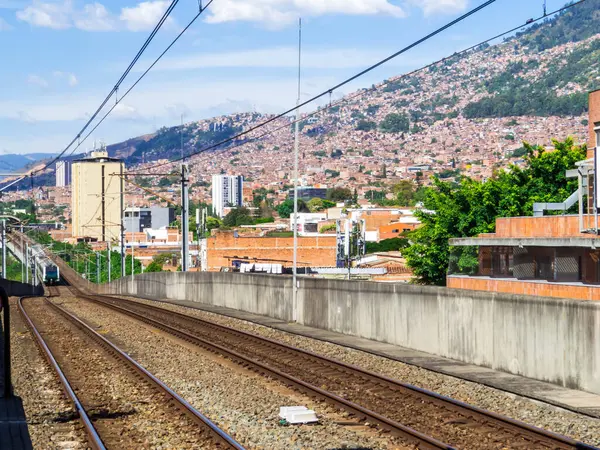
356, 120, 377, 132
223, 207, 254, 227
366, 237, 409, 254
327, 188, 353, 202
307, 198, 336, 212
206, 216, 223, 231
158, 177, 173, 188
392, 180, 416, 206
145, 261, 164, 272
276, 199, 308, 218
404, 138, 586, 285
380, 113, 410, 133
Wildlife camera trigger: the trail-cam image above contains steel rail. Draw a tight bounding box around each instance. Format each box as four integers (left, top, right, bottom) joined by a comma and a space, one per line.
18, 296, 107, 450
46, 298, 246, 450
21, 295, 245, 450
76, 292, 456, 449
81, 292, 599, 450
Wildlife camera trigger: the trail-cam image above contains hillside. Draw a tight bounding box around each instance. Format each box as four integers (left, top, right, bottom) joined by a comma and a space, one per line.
5, 0, 599, 197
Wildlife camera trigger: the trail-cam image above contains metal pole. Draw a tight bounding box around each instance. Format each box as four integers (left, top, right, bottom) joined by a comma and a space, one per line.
181, 164, 190, 272
131, 211, 135, 278
25, 244, 29, 284
120, 163, 126, 277
181, 114, 184, 161
96, 252, 101, 284
196, 208, 201, 268
292, 17, 302, 322
107, 242, 111, 283
1, 220, 6, 278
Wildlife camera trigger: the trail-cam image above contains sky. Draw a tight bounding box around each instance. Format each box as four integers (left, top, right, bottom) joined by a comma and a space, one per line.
0, 0, 571, 157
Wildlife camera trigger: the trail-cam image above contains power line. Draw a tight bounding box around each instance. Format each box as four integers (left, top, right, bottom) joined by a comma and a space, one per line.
62, 0, 215, 161
30, 0, 182, 176
165, 0, 590, 174
142, 0, 498, 171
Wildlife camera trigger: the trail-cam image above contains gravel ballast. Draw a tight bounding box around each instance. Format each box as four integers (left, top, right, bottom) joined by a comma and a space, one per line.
58, 292, 414, 450
120, 295, 600, 447
8, 298, 89, 450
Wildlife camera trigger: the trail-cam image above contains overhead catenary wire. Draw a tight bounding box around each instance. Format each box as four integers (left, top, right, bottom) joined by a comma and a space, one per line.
59, 0, 216, 162
141, 0, 498, 171
29, 0, 182, 177
133, 0, 589, 175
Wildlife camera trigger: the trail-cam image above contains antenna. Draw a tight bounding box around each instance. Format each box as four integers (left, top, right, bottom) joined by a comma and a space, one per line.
543, 0, 547, 16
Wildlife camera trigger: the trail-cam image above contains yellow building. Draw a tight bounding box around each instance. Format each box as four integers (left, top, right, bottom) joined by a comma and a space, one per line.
71, 150, 123, 241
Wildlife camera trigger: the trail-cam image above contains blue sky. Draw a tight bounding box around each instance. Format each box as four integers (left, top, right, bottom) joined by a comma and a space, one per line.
0, 0, 570, 156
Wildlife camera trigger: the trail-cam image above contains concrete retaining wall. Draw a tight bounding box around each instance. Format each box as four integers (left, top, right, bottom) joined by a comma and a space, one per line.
0, 279, 43, 297
102, 272, 600, 395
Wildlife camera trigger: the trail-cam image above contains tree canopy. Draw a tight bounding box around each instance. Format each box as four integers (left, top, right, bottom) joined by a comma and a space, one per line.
404, 138, 586, 285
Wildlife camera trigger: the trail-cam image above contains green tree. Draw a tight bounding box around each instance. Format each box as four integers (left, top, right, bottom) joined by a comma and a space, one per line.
404, 138, 586, 285
307, 198, 336, 212
327, 188, 353, 202
223, 207, 254, 227
276, 199, 308, 218
392, 180, 416, 206
356, 120, 377, 132
380, 113, 410, 133
206, 216, 223, 232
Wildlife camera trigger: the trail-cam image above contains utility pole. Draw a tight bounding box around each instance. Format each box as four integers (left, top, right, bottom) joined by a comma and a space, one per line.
107, 241, 111, 283
95, 252, 100, 284
292, 17, 302, 322
181, 164, 190, 272
25, 243, 29, 284
131, 210, 135, 278
196, 208, 201, 269
120, 163, 126, 277
1, 220, 6, 279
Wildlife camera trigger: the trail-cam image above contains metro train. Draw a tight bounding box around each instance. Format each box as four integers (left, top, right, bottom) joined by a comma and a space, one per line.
30, 244, 61, 285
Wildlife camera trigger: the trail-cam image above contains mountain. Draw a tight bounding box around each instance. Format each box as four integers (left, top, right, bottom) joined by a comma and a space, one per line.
0, 153, 58, 174
4, 0, 600, 196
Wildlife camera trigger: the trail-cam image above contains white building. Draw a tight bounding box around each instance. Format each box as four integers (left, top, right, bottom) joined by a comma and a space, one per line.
55, 160, 71, 187
212, 174, 244, 218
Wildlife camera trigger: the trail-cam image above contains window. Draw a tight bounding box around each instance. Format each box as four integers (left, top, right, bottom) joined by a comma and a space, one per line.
392, 229, 399, 233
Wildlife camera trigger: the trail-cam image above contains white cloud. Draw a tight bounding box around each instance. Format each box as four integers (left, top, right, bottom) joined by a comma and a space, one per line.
205, 0, 406, 26
119, 0, 173, 31
0, 16, 12, 29
112, 103, 140, 119
27, 74, 49, 87
53, 71, 79, 86
74, 2, 114, 30
16, 1, 173, 32
408, 0, 468, 16
16, 0, 71, 29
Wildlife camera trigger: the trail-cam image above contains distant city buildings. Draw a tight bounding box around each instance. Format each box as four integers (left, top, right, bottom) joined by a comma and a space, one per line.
71, 150, 123, 241
212, 174, 243, 218
55, 161, 71, 187
123, 207, 175, 233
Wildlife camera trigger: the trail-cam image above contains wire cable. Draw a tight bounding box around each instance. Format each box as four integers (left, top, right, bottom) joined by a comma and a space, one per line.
141, 0, 498, 171
161, 0, 591, 175
61, 0, 215, 161
30, 0, 182, 176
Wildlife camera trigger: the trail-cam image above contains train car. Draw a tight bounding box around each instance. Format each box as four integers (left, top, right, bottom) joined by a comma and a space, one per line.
30, 244, 60, 285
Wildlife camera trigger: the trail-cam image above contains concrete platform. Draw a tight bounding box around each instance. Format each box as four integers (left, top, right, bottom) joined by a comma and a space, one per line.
159, 298, 600, 418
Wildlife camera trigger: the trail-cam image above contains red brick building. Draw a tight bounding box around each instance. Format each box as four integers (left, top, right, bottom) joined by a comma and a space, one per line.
206, 231, 337, 271
447, 90, 600, 300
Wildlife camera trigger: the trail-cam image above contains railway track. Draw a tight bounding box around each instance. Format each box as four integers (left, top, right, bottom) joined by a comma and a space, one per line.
19, 294, 244, 450
74, 291, 598, 450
